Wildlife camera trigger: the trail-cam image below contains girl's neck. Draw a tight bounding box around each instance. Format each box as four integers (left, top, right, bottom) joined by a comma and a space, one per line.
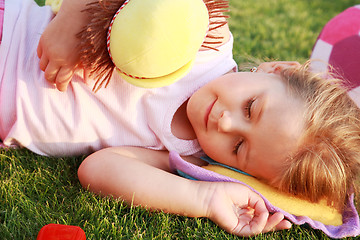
171, 100, 196, 140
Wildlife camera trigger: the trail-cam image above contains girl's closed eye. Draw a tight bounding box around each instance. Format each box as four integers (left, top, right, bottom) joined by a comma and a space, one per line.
245, 98, 256, 119
233, 98, 255, 154
233, 138, 244, 154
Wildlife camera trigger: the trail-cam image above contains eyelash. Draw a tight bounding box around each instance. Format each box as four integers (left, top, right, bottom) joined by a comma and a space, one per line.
233, 98, 255, 154
245, 98, 255, 119
233, 139, 243, 154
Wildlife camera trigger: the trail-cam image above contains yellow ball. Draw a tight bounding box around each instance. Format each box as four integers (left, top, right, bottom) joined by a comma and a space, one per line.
109, 0, 209, 88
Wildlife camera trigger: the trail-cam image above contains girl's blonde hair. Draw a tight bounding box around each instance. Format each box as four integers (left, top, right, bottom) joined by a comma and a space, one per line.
272, 61, 360, 211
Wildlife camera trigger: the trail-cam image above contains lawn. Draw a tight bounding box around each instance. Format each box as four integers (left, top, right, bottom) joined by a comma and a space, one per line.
2, 0, 360, 239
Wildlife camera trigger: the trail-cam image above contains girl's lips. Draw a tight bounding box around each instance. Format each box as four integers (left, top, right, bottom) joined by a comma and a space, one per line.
204, 99, 217, 129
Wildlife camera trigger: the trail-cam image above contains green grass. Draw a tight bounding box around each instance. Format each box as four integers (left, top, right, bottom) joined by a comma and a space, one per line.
229, 0, 359, 64
3, 0, 360, 239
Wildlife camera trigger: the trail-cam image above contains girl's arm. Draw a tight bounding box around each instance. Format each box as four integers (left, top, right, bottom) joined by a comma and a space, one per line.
77, 147, 291, 236
37, 0, 94, 91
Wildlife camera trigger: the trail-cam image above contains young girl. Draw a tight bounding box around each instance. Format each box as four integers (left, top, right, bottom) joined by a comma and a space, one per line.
2, 0, 360, 237
1, 0, 293, 236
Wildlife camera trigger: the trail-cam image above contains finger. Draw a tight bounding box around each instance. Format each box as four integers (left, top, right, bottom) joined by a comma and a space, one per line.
274, 219, 292, 231
82, 68, 91, 85
257, 61, 300, 74
263, 212, 291, 233
232, 193, 269, 236
44, 62, 60, 83
55, 67, 75, 92
282, 61, 301, 67
77, 62, 91, 85
37, 39, 43, 59
39, 55, 49, 72
246, 196, 269, 234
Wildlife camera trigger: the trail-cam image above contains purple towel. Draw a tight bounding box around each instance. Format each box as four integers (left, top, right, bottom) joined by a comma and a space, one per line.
169, 151, 360, 238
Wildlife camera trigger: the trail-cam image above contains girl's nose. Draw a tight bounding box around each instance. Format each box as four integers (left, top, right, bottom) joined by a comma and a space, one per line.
218, 111, 233, 132
218, 111, 249, 134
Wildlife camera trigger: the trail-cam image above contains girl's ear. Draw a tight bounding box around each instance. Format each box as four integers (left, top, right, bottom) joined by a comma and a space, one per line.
257, 61, 300, 74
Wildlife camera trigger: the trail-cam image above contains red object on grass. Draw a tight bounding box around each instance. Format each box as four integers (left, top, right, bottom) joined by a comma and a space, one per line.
37, 224, 86, 240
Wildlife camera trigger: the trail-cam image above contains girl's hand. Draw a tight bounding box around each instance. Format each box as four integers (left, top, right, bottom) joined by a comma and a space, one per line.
202, 182, 292, 236
37, 0, 90, 92
37, 15, 80, 91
